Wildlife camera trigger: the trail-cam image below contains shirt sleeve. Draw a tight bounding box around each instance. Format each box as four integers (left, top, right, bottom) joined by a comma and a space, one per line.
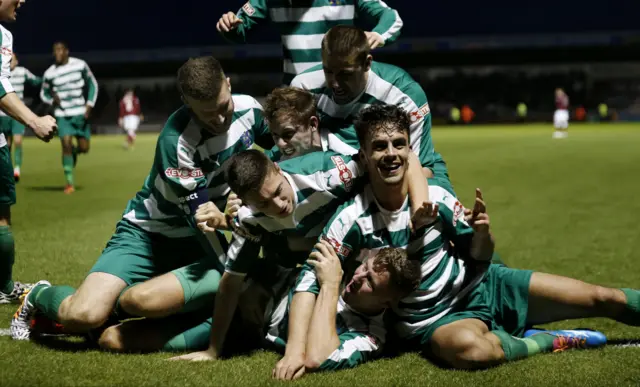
24, 69, 42, 88
251, 102, 275, 150
40, 74, 54, 105
318, 332, 382, 371
0, 31, 14, 99
82, 61, 98, 107
397, 77, 435, 170
355, 0, 403, 44
219, 0, 269, 44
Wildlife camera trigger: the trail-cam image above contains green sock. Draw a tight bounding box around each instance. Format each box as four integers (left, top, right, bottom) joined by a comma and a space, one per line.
62, 154, 74, 186
163, 319, 212, 352
31, 285, 75, 321
0, 225, 15, 294
492, 330, 556, 361
618, 289, 640, 326
14, 145, 22, 169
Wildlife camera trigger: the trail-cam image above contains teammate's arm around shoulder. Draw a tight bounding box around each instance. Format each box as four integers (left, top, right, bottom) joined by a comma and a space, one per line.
218, 0, 269, 44
356, 0, 403, 48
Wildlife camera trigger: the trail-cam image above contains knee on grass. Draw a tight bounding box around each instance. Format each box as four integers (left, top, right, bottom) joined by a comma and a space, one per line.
61, 303, 111, 331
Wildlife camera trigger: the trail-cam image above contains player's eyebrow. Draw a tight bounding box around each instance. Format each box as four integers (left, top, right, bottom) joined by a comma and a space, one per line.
273, 183, 283, 197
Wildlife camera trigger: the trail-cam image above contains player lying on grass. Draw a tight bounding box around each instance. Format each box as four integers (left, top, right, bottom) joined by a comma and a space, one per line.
284, 104, 640, 375
290, 25, 452, 193
10, 55, 274, 341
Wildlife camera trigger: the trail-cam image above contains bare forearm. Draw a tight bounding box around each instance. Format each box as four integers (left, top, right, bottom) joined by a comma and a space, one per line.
471, 231, 495, 261
285, 292, 317, 357
305, 285, 341, 368
0, 93, 38, 127
208, 274, 243, 357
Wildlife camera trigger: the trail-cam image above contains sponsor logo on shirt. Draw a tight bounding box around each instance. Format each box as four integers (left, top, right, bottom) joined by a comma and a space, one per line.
178, 188, 209, 215
331, 156, 353, 191
0, 46, 12, 57
165, 167, 204, 179
242, 2, 255, 16
240, 131, 253, 148
321, 235, 352, 258
409, 103, 431, 123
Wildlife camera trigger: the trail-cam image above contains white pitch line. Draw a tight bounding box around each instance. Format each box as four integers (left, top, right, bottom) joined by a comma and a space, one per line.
0, 328, 10, 336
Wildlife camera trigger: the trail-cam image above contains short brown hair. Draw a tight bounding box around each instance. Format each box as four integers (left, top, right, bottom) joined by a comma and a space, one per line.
177, 56, 225, 100
372, 248, 421, 298
224, 149, 277, 199
354, 104, 411, 146
263, 86, 317, 127
321, 25, 370, 66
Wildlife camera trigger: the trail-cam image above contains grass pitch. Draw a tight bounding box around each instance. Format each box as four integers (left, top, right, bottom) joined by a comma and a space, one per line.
1, 123, 640, 386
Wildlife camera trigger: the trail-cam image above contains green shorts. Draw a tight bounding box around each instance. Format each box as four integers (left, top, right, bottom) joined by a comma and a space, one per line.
410, 264, 533, 347
0, 116, 25, 136
90, 219, 227, 312
57, 115, 90, 139
0, 145, 15, 206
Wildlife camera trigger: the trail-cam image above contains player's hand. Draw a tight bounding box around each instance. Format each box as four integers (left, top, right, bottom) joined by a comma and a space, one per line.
464, 188, 490, 234
168, 349, 217, 362
224, 192, 243, 220
195, 202, 226, 233
217, 12, 243, 32
29, 115, 57, 143
365, 31, 385, 50
84, 105, 93, 120
307, 240, 343, 287
273, 354, 306, 381
410, 201, 439, 233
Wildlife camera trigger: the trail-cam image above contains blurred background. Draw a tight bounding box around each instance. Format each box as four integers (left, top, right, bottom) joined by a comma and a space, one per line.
13, 0, 640, 132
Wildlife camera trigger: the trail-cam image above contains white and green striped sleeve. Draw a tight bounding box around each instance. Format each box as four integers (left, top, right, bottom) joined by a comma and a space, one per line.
0, 28, 14, 99
225, 209, 264, 276
220, 0, 269, 44
39, 71, 54, 105
82, 61, 98, 107
356, 0, 403, 44
24, 68, 42, 88
319, 332, 382, 370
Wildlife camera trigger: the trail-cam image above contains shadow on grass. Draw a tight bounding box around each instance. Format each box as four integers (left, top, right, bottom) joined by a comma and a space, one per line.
32, 334, 97, 352
25, 186, 83, 192
608, 339, 640, 347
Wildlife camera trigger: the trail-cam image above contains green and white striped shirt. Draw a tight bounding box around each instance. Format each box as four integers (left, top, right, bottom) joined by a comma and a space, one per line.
122, 95, 272, 251
0, 66, 41, 117
265, 126, 359, 161
0, 25, 14, 147
294, 180, 485, 339
221, 0, 403, 84
226, 151, 364, 275
41, 57, 98, 117
266, 283, 385, 370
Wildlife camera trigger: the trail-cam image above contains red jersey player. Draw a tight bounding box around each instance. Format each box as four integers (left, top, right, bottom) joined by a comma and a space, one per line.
553, 88, 569, 139
118, 88, 143, 149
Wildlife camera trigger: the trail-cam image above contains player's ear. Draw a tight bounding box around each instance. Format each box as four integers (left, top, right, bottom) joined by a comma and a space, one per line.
309, 116, 319, 131
364, 55, 373, 71
225, 77, 231, 92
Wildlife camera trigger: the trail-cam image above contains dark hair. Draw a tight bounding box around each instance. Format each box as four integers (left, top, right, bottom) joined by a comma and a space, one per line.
372, 248, 421, 298
321, 25, 370, 66
224, 149, 277, 198
177, 56, 225, 101
264, 86, 317, 127
53, 41, 69, 50
354, 104, 411, 146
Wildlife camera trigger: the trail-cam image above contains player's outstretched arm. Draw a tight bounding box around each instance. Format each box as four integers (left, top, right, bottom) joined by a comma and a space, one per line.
0, 92, 56, 142
218, 0, 269, 44
356, 0, 403, 48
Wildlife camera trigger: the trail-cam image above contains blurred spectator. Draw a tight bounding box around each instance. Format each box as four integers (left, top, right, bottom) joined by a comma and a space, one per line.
461, 105, 475, 124
575, 106, 586, 121
517, 102, 527, 122
598, 103, 609, 121
449, 106, 460, 124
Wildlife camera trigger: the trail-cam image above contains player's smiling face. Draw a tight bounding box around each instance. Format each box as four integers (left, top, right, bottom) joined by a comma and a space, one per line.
343, 257, 394, 312
361, 125, 410, 187
322, 54, 371, 104
269, 115, 319, 160
245, 165, 295, 218
0, 0, 23, 22
185, 77, 235, 135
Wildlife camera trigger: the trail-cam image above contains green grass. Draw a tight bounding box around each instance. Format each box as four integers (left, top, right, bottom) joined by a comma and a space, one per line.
2, 123, 640, 386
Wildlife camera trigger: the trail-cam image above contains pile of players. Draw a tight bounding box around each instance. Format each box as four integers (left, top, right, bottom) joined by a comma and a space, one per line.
4, 0, 640, 381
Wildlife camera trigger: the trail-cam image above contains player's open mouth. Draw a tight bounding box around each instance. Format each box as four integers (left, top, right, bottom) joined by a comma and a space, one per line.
379, 163, 401, 174
282, 147, 295, 156
333, 88, 347, 97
